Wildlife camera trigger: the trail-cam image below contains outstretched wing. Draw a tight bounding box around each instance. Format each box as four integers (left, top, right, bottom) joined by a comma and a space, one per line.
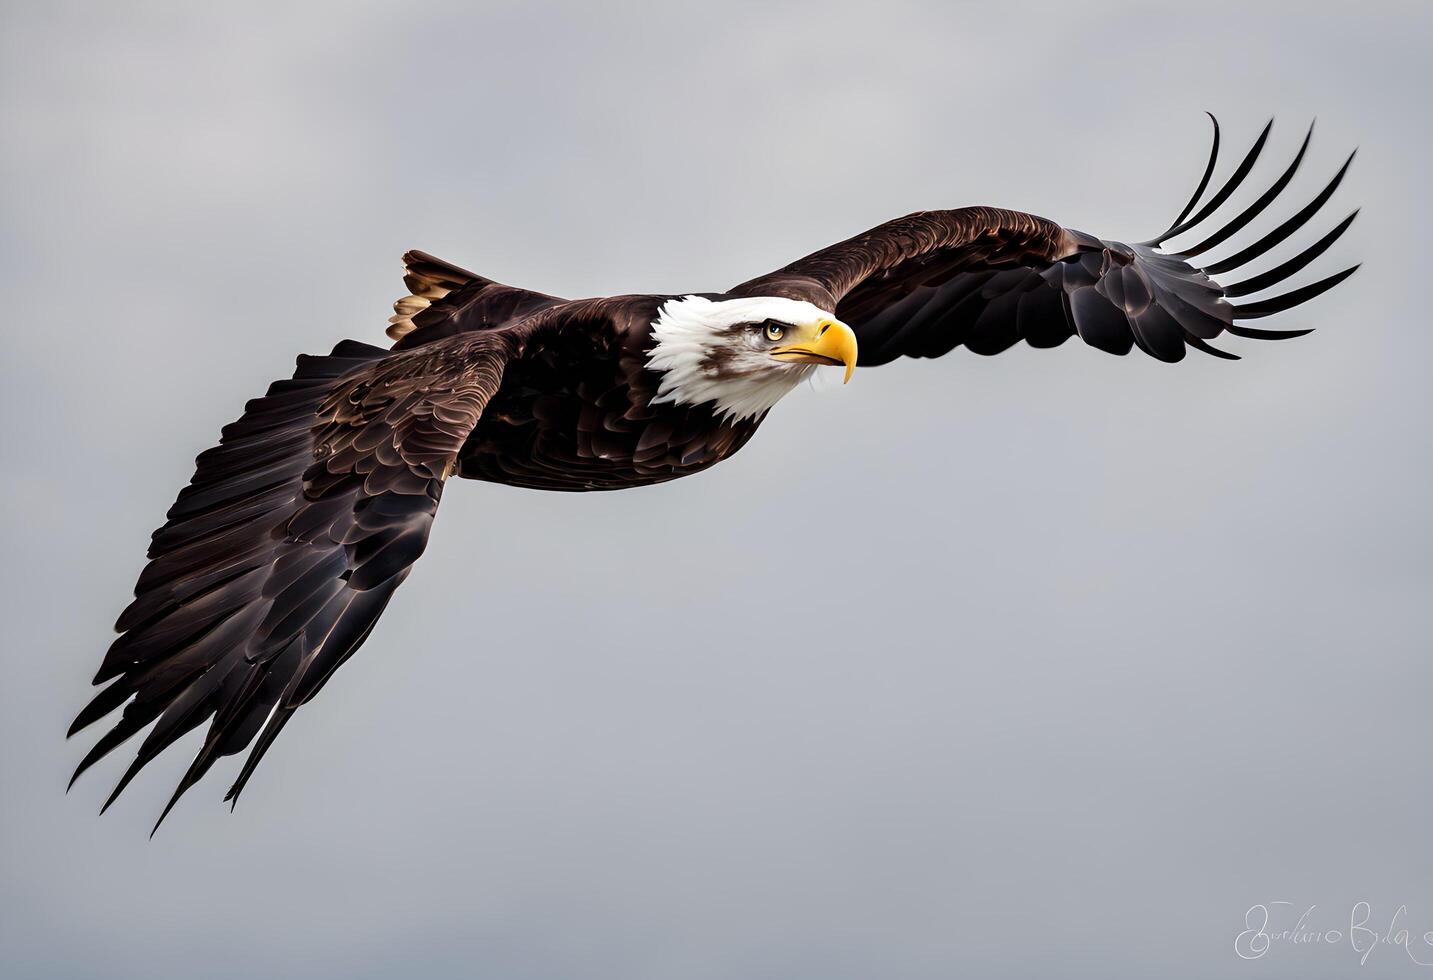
69, 333, 512, 831
733, 117, 1357, 364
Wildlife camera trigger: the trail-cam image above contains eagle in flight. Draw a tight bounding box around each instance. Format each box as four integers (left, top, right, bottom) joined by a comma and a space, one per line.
70, 117, 1358, 830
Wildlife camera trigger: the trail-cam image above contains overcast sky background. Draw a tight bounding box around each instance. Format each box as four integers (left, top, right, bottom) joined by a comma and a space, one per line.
2, 2, 1430, 977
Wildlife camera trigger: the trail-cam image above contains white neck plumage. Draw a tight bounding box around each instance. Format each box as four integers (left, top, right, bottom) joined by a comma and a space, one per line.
644, 295, 833, 422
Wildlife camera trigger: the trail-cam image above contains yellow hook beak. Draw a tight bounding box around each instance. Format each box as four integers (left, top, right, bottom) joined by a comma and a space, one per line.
769, 318, 858, 383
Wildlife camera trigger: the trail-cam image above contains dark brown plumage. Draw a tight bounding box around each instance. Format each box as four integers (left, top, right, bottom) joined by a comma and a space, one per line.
70, 116, 1358, 830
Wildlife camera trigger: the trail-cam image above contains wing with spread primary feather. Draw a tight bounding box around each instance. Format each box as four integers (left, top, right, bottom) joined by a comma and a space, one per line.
69, 333, 514, 831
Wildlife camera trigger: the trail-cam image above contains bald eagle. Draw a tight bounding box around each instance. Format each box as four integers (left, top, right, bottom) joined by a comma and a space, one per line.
70, 117, 1357, 830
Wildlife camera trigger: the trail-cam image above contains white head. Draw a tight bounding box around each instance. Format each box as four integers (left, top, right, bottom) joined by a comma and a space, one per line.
645, 295, 859, 422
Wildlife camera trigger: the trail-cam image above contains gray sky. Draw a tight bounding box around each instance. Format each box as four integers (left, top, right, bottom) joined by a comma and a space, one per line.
3, 2, 1430, 978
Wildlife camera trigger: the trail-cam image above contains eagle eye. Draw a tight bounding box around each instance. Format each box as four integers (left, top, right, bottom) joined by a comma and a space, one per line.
763, 321, 785, 342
